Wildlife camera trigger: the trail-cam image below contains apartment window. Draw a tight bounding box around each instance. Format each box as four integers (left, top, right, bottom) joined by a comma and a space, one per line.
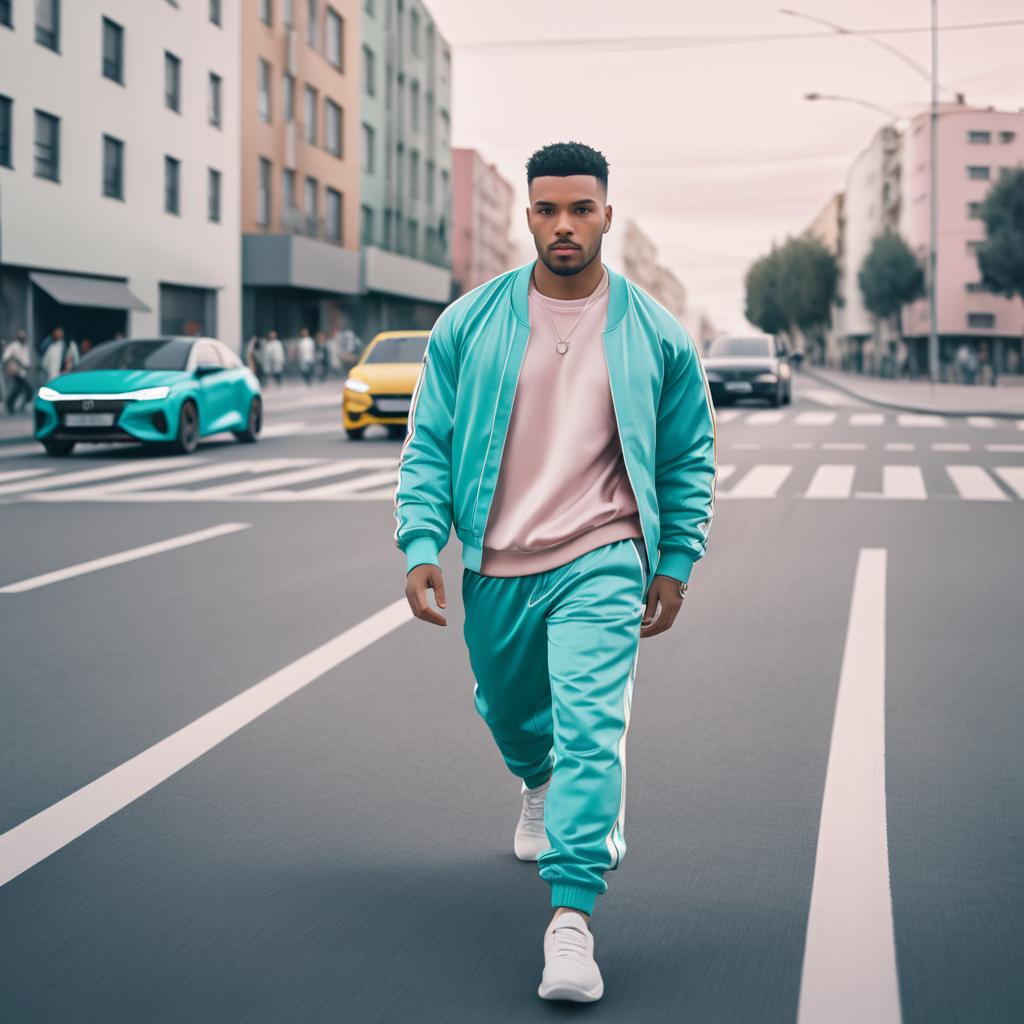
164, 155, 180, 213
966, 240, 981, 254
364, 0, 374, 15
257, 157, 271, 226
999, 131, 1016, 144
326, 187, 342, 242
307, 0, 318, 48
426, 160, 434, 203
208, 72, 222, 127
361, 123, 375, 173
407, 218, 418, 257
326, 7, 343, 69
283, 167, 296, 211
967, 130, 991, 144
283, 0, 293, 26
282, 73, 295, 121
967, 201, 983, 219
440, 168, 449, 205
410, 8, 420, 55
967, 165, 990, 181
258, 59, 271, 122
102, 134, 124, 198
965, 281, 989, 293
165, 52, 181, 112
361, 204, 374, 244
260, 0, 272, 26
34, 110, 59, 181
102, 18, 124, 83
0, 96, 11, 168
304, 175, 318, 233
207, 168, 221, 222
304, 85, 317, 144
410, 79, 420, 131
968, 312, 995, 329
410, 149, 419, 197
363, 45, 376, 96
385, 63, 393, 110
320, 99, 339, 156
209, 0, 221, 26
35, 0, 59, 51
440, 108, 449, 146
1, 1, 11, 28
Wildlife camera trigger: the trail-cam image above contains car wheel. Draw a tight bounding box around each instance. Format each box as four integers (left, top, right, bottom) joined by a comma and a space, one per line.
233, 396, 262, 443
387, 423, 407, 440
769, 385, 782, 407
42, 439, 75, 456
784, 384, 792, 405
173, 400, 200, 454
345, 426, 366, 440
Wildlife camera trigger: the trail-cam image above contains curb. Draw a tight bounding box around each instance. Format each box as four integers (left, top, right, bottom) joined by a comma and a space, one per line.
799, 366, 1024, 420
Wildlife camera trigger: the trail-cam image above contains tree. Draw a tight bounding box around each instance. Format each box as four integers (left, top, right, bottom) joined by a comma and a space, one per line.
744, 249, 788, 336
976, 168, 1024, 343
858, 231, 925, 340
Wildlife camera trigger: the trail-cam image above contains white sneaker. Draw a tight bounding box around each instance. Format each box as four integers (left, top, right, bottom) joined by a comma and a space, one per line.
514, 777, 550, 861
538, 911, 604, 1002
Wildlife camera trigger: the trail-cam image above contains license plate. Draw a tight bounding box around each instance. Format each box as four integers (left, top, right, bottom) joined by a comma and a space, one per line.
65, 413, 115, 426
376, 398, 410, 413
725, 381, 753, 392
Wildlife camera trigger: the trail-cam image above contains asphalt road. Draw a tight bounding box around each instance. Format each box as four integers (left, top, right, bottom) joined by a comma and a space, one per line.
0, 374, 1021, 1023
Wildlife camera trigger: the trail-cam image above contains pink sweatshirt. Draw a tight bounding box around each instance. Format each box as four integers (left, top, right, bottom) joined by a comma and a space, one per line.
478, 268, 644, 577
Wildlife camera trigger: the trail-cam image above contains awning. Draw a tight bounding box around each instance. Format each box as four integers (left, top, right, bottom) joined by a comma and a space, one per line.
29, 272, 151, 311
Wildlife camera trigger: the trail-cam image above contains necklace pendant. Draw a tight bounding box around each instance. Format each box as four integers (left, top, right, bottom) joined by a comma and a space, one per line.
556, 341, 569, 355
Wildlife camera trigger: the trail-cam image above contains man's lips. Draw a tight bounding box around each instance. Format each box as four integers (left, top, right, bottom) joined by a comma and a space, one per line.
550, 244, 580, 252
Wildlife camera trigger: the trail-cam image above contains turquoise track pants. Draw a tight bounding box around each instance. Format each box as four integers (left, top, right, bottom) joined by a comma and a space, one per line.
461, 537, 650, 915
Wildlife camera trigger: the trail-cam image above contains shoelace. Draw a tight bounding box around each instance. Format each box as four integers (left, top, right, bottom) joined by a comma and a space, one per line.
551, 923, 590, 962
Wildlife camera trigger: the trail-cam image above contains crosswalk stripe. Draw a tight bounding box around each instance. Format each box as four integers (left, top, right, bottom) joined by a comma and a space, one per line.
931, 442, 971, 452
967, 416, 996, 429
987, 443, 1024, 453
857, 465, 927, 501
198, 459, 370, 496
285, 467, 400, 498
745, 411, 787, 426
822, 442, 866, 451
945, 466, 1009, 501
0, 468, 53, 484
884, 443, 915, 452
897, 413, 945, 428
795, 412, 837, 426
993, 467, 1024, 499
721, 464, 792, 498
805, 465, 856, 499
0, 457, 195, 496
849, 413, 885, 427
1017, 420, 1024, 432
713, 409, 742, 423
96, 458, 317, 494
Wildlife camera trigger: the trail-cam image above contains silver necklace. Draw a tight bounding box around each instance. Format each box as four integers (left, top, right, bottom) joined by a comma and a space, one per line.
534, 269, 608, 355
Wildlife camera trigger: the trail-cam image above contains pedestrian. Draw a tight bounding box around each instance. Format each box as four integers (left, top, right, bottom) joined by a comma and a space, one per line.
38, 326, 66, 384
297, 327, 316, 385
315, 331, 329, 381
3, 330, 33, 414
62, 337, 81, 372
263, 330, 285, 385
245, 334, 265, 384
393, 142, 717, 1004
338, 325, 362, 377
955, 342, 975, 385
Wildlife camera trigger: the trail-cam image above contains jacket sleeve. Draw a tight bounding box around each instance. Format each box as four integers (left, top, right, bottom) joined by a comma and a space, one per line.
392, 312, 458, 574
651, 327, 718, 584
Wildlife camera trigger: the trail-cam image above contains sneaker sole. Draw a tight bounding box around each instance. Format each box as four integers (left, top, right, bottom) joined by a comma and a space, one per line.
538, 979, 604, 1002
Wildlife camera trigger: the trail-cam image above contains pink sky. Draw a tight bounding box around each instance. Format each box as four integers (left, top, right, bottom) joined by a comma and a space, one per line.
427, 0, 1024, 333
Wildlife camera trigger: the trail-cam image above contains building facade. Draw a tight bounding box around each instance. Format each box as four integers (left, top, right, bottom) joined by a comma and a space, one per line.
621, 219, 688, 322
0, 0, 240, 352
805, 191, 845, 367
450, 147, 515, 296
240, 0, 362, 344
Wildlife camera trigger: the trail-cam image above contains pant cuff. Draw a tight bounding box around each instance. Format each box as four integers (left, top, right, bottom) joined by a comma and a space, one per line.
550, 883, 599, 915
523, 765, 553, 790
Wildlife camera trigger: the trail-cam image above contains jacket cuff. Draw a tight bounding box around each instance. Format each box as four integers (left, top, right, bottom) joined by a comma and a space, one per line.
653, 549, 696, 584
404, 534, 441, 574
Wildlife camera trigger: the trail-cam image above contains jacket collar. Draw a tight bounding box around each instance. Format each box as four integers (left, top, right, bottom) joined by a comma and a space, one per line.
510, 259, 628, 332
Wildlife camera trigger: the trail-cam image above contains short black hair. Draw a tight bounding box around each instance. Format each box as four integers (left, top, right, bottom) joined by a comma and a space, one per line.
526, 142, 609, 188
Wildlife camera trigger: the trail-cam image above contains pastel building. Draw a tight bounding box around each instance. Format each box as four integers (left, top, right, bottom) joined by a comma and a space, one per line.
0, 0, 240, 349
451, 147, 516, 295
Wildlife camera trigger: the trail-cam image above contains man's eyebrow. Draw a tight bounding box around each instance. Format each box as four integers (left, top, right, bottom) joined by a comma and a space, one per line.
532, 198, 599, 207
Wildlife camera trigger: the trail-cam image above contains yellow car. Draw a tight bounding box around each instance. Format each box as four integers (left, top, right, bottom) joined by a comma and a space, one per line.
342, 330, 430, 440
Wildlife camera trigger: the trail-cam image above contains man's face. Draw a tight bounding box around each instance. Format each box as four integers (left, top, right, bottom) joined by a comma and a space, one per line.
526, 175, 611, 277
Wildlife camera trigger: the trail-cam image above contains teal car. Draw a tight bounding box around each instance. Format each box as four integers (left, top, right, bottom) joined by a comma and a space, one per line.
34, 336, 262, 456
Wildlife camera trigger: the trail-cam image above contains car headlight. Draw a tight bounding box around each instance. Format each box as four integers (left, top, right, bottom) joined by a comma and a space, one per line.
753, 373, 778, 383
344, 378, 371, 393
128, 387, 170, 401
38, 385, 61, 401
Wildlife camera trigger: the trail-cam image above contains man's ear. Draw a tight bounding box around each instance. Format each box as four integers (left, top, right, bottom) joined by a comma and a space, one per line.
604, 204, 613, 233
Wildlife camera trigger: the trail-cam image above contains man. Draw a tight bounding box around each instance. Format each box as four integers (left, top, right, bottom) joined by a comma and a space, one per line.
392, 142, 717, 1003
3, 330, 33, 414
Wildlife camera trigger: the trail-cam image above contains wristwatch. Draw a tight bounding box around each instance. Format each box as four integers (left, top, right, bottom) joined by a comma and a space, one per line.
677, 580, 688, 599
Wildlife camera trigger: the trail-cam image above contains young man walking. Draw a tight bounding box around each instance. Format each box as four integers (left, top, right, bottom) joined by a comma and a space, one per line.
393, 142, 717, 1002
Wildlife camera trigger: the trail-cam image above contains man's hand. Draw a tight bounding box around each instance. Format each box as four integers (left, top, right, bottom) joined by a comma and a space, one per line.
640, 574, 685, 638
406, 563, 447, 626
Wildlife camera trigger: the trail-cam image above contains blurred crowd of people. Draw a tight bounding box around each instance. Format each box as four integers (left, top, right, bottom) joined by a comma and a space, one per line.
243, 327, 364, 387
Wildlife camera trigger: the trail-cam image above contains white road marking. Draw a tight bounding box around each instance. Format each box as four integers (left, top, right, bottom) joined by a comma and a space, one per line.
931, 442, 971, 452
0, 467, 53, 484
967, 416, 996, 429
987, 444, 1024, 453
849, 413, 885, 427
196, 458, 371, 496
276, 467, 400, 498
744, 410, 787, 426
720, 464, 792, 498
884, 443, 915, 452
822, 442, 866, 451
804, 465, 856, 499
802, 388, 861, 408
1016, 420, 1024, 432
791, 442, 815, 450
858, 465, 927, 501
897, 414, 945, 428
0, 522, 250, 594
713, 409, 742, 423
260, 421, 310, 438
945, 466, 1010, 502
96, 458, 318, 493
0, 443, 47, 458
0, 457, 195, 496
795, 411, 837, 426
261, 394, 341, 413
797, 548, 900, 1024
0, 598, 413, 887
732, 442, 761, 450
993, 467, 1024, 499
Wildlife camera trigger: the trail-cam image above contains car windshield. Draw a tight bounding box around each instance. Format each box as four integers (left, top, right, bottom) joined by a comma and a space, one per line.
71, 339, 193, 372
706, 337, 773, 358
363, 335, 429, 364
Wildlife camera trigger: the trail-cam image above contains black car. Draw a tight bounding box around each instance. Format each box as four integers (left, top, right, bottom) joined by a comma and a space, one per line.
702, 333, 793, 407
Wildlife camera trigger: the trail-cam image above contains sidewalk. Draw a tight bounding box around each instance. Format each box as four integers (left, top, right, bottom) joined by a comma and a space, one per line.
801, 366, 1024, 419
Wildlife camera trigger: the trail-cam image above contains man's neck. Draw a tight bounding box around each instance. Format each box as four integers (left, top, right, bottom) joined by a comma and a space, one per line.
532, 257, 605, 300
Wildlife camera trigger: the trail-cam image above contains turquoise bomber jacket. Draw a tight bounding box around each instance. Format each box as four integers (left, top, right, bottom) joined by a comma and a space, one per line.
391, 260, 718, 589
